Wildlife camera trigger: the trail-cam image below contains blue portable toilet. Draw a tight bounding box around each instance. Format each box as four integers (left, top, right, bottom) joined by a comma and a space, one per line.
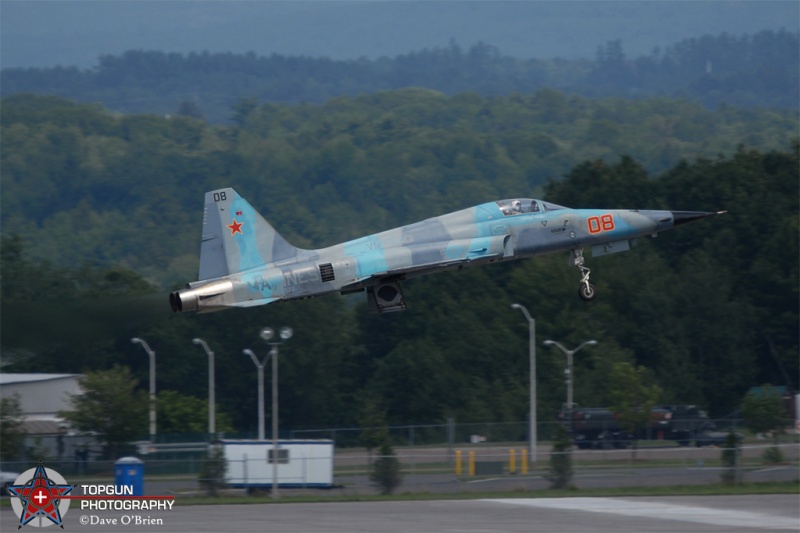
115, 456, 144, 496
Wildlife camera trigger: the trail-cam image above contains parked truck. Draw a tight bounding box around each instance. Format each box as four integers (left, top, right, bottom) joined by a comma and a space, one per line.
558, 405, 726, 449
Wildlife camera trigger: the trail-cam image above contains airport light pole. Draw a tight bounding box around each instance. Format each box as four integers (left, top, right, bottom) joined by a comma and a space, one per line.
510, 304, 537, 465
131, 338, 156, 444
242, 349, 268, 441
244, 326, 292, 499
192, 338, 216, 441
262, 327, 292, 500
543, 339, 598, 431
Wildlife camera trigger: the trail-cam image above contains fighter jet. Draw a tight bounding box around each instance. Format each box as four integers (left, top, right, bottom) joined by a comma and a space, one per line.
169, 188, 724, 314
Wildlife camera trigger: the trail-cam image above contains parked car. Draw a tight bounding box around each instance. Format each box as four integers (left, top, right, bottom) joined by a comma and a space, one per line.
693, 430, 730, 447
0, 470, 21, 496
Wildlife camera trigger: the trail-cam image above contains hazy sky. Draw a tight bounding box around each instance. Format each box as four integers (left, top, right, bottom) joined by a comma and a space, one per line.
2, 1, 798, 68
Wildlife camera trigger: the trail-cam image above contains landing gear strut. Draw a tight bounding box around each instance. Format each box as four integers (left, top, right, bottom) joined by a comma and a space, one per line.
571, 249, 596, 301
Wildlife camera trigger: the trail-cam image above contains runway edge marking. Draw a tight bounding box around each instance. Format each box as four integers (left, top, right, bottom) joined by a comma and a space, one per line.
481, 498, 799, 531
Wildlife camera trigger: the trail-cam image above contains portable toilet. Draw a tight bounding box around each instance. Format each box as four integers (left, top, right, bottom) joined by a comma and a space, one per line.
115, 456, 144, 496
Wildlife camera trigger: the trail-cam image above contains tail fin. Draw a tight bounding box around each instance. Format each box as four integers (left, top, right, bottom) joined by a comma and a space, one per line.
198, 188, 303, 280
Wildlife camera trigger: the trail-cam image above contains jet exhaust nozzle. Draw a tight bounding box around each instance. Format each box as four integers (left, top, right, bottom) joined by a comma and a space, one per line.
169, 280, 235, 313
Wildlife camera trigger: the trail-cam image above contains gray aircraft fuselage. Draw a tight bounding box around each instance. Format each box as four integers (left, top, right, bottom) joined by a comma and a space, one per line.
169, 189, 723, 313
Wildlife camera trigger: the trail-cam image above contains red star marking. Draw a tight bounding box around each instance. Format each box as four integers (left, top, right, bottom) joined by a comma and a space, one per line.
227, 218, 244, 236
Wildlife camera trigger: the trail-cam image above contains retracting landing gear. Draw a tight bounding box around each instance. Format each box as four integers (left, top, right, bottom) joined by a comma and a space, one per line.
571, 249, 596, 301
366, 281, 407, 313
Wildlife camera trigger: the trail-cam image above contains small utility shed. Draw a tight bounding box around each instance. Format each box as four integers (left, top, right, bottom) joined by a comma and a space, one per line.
221, 439, 334, 489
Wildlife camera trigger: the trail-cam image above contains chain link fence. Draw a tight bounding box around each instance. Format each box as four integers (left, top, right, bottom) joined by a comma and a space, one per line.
2, 419, 796, 496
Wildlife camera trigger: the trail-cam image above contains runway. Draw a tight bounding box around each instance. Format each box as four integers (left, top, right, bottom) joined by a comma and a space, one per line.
2, 494, 797, 532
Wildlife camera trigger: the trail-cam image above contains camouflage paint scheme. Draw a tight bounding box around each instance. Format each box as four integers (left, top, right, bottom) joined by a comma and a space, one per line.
170, 188, 723, 313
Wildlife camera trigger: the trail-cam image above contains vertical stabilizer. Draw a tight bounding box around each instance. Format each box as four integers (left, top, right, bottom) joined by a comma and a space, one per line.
198, 188, 303, 280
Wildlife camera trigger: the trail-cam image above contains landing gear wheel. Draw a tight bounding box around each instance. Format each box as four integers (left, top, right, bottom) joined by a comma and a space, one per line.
579, 283, 596, 301
571, 249, 596, 301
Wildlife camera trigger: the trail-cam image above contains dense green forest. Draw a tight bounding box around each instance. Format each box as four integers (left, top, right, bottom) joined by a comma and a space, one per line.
1, 91, 794, 287
1, 87, 796, 436
2, 30, 797, 122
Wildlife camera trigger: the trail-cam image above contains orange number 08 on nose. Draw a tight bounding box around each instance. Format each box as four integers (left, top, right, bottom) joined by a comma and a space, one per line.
587, 214, 615, 234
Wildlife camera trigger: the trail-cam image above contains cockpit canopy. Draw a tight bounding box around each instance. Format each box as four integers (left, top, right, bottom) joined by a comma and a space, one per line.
496, 199, 566, 217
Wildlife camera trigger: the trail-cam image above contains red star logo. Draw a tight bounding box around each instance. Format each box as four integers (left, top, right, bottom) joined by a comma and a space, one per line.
227, 218, 244, 236
8, 462, 73, 528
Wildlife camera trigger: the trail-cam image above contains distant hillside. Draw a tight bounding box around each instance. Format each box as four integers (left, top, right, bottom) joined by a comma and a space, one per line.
2, 31, 797, 123
2, 1, 796, 68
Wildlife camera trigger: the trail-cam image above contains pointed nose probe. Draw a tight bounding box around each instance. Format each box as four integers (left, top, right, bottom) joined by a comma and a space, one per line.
637, 209, 726, 234
671, 210, 727, 226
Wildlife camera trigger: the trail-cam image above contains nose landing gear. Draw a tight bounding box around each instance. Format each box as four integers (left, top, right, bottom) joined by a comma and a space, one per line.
571, 249, 596, 301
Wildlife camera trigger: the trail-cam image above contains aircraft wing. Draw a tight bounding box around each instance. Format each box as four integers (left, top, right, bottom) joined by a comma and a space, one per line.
340, 252, 505, 312
340, 245, 508, 294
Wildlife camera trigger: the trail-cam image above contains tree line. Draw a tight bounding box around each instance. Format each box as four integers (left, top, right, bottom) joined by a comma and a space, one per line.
1, 30, 797, 122
1, 90, 794, 291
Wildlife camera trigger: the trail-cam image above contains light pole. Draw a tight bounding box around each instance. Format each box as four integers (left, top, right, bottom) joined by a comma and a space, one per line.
543, 339, 598, 431
192, 338, 216, 441
242, 349, 267, 441
510, 304, 536, 465
131, 337, 156, 444
244, 326, 292, 499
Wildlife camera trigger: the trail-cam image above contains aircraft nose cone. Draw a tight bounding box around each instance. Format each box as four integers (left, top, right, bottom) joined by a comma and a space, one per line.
671, 210, 726, 227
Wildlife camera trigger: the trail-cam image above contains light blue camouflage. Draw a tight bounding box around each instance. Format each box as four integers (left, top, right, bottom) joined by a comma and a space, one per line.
170, 188, 724, 313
